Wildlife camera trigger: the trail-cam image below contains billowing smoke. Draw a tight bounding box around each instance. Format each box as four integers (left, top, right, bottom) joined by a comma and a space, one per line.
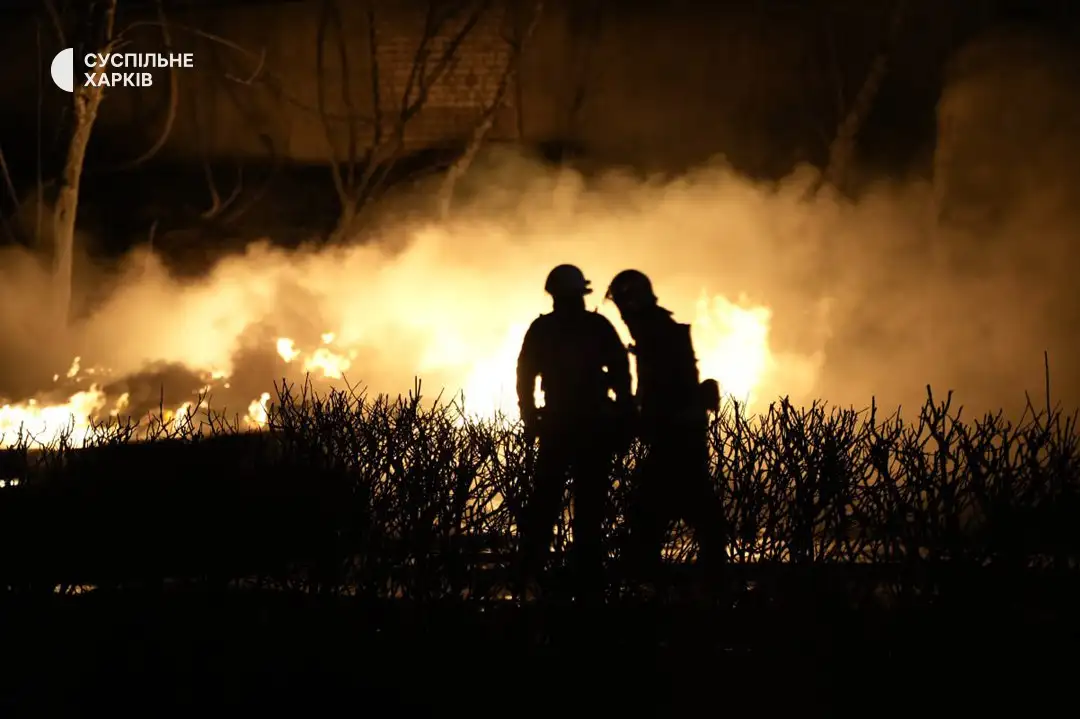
2, 30, 1079, 440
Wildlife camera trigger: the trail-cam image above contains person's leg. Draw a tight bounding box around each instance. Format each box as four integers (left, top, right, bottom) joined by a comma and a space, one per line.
671, 432, 728, 594
569, 444, 612, 604
518, 440, 568, 596
623, 448, 671, 593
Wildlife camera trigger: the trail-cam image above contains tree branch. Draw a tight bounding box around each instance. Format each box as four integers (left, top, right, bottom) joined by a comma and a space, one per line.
106, 0, 179, 171
324, 0, 360, 193
50, 0, 120, 328
823, 16, 846, 122
808, 0, 907, 197
357, 0, 491, 214
41, 0, 66, 46
120, 19, 375, 128
365, 2, 382, 167
438, 1, 543, 219
0, 144, 19, 244
200, 164, 244, 221
566, 0, 603, 137
220, 133, 279, 225
316, 0, 349, 211
403, 1, 491, 123
35, 18, 44, 248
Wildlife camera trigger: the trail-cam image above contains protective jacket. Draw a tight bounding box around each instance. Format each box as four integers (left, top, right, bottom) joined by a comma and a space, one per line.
627, 305, 706, 431
516, 308, 633, 423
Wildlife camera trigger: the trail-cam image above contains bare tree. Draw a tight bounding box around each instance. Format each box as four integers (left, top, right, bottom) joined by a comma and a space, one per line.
808, 0, 908, 197
0, 145, 21, 244
86, 3, 274, 234
45, 0, 121, 330
436, 1, 544, 219
316, 0, 492, 240
196, 36, 272, 224
564, 0, 604, 146
100, 0, 179, 173
41, 0, 201, 327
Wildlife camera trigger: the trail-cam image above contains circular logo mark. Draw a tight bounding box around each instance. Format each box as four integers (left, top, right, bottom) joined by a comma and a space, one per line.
50, 48, 74, 93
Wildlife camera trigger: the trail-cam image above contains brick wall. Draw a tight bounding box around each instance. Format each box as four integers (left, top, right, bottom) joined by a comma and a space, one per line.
0, 0, 942, 174
374, 3, 518, 148
267, 0, 522, 160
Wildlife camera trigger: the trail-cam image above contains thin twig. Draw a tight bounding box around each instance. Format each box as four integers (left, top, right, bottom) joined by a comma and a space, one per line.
807, 0, 907, 198
316, 0, 349, 215
358, 1, 492, 217
228, 47, 266, 85
325, 0, 359, 193
120, 20, 372, 127
0, 144, 17, 243
439, 1, 543, 219
0, 145, 20, 215
35, 17, 44, 248
366, 1, 383, 152
105, 0, 179, 171
42, 0, 65, 46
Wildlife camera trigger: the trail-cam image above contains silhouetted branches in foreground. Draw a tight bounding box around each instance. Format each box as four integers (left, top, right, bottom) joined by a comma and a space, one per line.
0, 377, 1077, 605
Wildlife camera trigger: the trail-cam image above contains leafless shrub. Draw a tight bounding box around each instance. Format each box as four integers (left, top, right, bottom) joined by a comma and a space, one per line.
0, 375, 1077, 607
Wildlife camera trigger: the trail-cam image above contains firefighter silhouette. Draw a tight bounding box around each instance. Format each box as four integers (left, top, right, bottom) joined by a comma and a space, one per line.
605, 269, 727, 594
516, 264, 634, 601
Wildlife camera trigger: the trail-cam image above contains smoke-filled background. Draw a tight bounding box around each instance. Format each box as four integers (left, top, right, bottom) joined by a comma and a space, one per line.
2, 10, 1080, 441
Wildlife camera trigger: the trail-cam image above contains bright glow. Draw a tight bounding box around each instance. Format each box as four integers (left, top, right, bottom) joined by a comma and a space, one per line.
692, 293, 774, 408
0, 290, 779, 446
0, 157, 833, 448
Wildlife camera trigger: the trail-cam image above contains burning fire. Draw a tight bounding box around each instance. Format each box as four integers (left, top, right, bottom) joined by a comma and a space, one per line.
0, 291, 787, 448
0, 180, 842, 452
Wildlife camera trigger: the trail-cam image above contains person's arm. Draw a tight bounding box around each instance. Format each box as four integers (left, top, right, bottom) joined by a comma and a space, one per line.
516, 322, 541, 423
675, 323, 702, 386
600, 319, 636, 450
602, 320, 633, 408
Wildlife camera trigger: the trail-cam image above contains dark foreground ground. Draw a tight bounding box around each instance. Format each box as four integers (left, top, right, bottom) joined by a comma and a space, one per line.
1, 588, 1077, 716
3, 400, 1080, 714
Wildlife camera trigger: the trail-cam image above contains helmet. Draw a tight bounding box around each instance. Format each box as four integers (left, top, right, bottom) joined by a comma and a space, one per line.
605, 269, 656, 310
544, 264, 593, 297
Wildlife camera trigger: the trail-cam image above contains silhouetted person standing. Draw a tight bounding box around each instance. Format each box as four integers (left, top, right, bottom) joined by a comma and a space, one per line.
605, 269, 727, 595
517, 264, 634, 603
